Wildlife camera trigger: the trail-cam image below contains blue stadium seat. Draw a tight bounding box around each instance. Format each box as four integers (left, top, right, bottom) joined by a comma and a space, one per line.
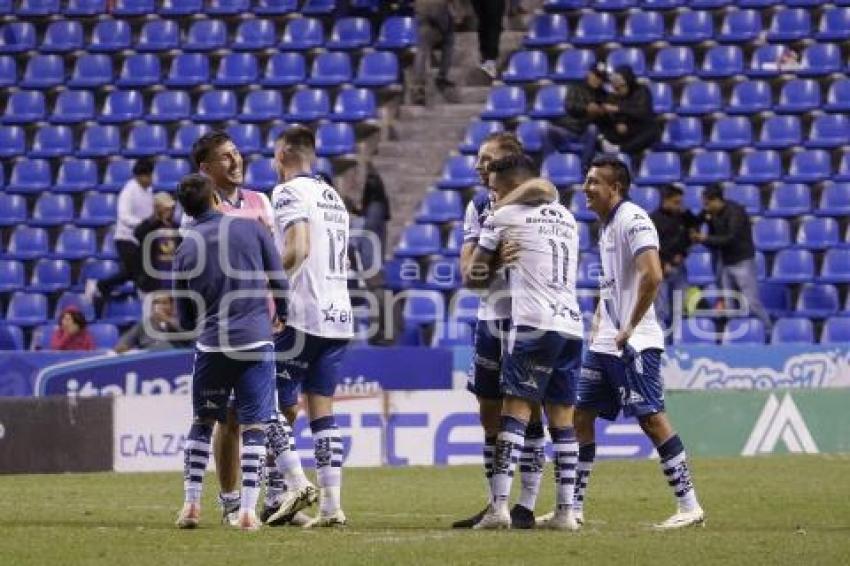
516, 120, 547, 153
0, 55, 15, 88
723, 318, 765, 345
503, 50, 549, 83
171, 124, 210, 158
817, 7, 850, 41
101, 295, 142, 326
727, 80, 771, 115
88, 323, 119, 349
797, 217, 839, 250
786, 150, 831, 183
0, 194, 26, 226
6, 292, 48, 327
543, 0, 586, 8
806, 115, 850, 149
578, 253, 601, 288
264, 122, 289, 155
65, 0, 108, 15
747, 45, 785, 77
753, 218, 791, 251
770, 248, 814, 283
641, 0, 684, 8
524, 13, 569, 47
184, 19, 227, 51
53, 226, 96, 261
354, 51, 399, 87
302, 0, 336, 15
570, 191, 595, 222
17, 0, 59, 16
622, 11, 663, 44
776, 79, 820, 114
687, 151, 730, 184
576, 222, 592, 251
0, 260, 24, 294
573, 12, 616, 45
631, 187, 659, 212
165, 53, 209, 88
214, 53, 258, 87
838, 151, 850, 182
332, 88, 377, 122
757, 115, 801, 149
124, 124, 168, 157
442, 223, 464, 257
89, 19, 131, 52
796, 283, 839, 319
650, 82, 673, 114
767, 8, 811, 42
685, 251, 717, 285
255, 0, 297, 15
637, 152, 681, 185
147, 90, 190, 123
240, 90, 283, 123
820, 249, 850, 284
382, 258, 421, 290
553, 49, 596, 82
799, 43, 842, 77
6, 226, 48, 260
261, 52, 306, 87
0, 126, 24, 158
705, 116, 750, 150
699, 45, 743, 78
0, 22, 36, 53
737, 150, 782, 184
116, 54, 161, 88
79, 259, 120, 287
433, 321, 473, 348
7, 158, 51, 194
767, 183, 810, 218
282, 17, 324, 50
759, 282, 790, 315
423, 256, 460, 290
542, 152, 583, 187
606, 48, 646, 76
56, 159, 97, 194
417, 191, 463, 223
671, 10, 714, 44
316, 123, 355, 157
98, 226, 118, 259
31, 125, 73, 159
31, 193, 74, 227
21, 55, 64, 89
78, 124, 121, 159
42, 20, 83, 53
287, 88, 330, 122
205, 0, 249, 15
594, 0, 636, 10
822, 317, 850, 344
137, 19, 180, 52
233, 18, 277, 51
244, 159, 276, 191
77, 192, 117, 227
375, 16, 416, 50
437, 155, 478, 189
30, 259, 72, 293
679, 318, 717, 345
112, 0, 154, 15
100, 90, 144, 123
395, 225, 442, 257
718, 9, 761, 44
402, 291, 444, 332
449, 290, 480, 324
480, 86, 526, 120
52, 90, 94, 125
194, 90, 237, 122
771, 318, 813, 344
308, 52, 353, 87
724, 184, 761, 215
529, 85, 567, 119
152, 158, 191, 193
327, 17, 371, 50
68, 54, 112, 89
459, 120, 504, 154
678, 80, 721, 115
650, 46, 695, 79
817, 183, 850, 217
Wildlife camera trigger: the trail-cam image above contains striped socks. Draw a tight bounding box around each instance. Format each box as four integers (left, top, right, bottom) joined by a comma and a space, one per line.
657, 434, 699, 512
550, 426, 579, 511
240, 428, 266, 515
311, 416, 343, 515
573, 442, 596, 514
183, 423, 212, 504
483, 435, 496, 497
491, 416, 527, 507
518, 421, 545, 511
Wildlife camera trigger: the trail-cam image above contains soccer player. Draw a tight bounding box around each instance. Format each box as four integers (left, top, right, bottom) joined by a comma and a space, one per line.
173, 174, 288, 530
268, 126, 353, 528
464, 154, 584, 530
574, 156, 704, 529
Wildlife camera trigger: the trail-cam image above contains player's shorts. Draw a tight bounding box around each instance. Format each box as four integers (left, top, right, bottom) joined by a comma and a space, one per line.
274, 326, 349, 408
192, 344, 276, 425
576, 347, 664, 421
466, 318, 509, 400
500, 325, 583, 405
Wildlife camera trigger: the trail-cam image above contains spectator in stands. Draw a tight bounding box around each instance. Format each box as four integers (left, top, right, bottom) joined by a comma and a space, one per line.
115, 292, 188, 353
472, 0, 505, 79
358, 163, 390, 273
599, 66, 662, 161
88, 158, 155, 301
50, 307, 95, 351
135, 193, 181, 294
546, 62, 609, 171
650, 185, 701, 326
692, 185, 773, 335
412, 0, 460, 105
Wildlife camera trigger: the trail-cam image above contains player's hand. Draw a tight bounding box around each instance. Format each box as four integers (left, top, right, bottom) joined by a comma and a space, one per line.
272, 316, 286, 335
615, 328, 632, 351
498, 240, 521, 267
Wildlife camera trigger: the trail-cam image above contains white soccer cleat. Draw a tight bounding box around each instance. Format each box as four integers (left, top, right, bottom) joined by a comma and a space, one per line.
289, 510, 313, 527
303, 509, 347, 529
175, 502, 201, 529
537, 509, 584, 527
234, 511, 262, 531
540, 509, 580, 531
265, 483, 319, 525
653, 506, 705, 530
472, 505, 511, 530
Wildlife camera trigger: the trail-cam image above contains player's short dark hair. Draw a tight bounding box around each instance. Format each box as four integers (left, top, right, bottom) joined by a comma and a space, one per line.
662, 184, 684, 200
703, 184, 724, 201
176, 173, 214, 218
276, 125, 316, 155
132, 157, 155, 176
487, 153, 536, 176
590, 155, 631, 197
482, 131, 523, 156
191, 130, 232, 169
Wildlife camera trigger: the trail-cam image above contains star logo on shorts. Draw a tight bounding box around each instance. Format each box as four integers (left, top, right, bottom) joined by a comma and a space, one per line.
322, 303, 336, 322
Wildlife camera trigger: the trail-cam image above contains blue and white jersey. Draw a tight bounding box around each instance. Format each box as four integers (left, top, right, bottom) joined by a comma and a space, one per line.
463, 191, 510, 321
592, 200, 664, 355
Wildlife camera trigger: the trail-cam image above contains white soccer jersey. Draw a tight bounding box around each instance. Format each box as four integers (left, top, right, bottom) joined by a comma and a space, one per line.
463, 196, 510, 321
478, 203, 583, 338
271, 174, 354, 339
591, 200, 665, 354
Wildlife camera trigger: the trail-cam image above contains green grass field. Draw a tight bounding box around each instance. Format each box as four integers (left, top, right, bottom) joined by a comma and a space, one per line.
1, 455, 848, 565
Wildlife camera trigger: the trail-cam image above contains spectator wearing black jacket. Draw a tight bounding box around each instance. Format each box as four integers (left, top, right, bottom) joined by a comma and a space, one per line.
650, 185, 701, 325
135, 192, 181, 294
600, 66, 662, 162
691, 185, 772, 334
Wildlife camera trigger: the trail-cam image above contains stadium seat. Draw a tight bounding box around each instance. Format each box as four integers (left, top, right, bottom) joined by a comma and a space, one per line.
214, 53, 259, 87
89, 19, 131, 52
18, 0, 59, 16
0, 55, 15, 88
403, 291, 444, 328
7, 158, 51, 194
78, 124, 121, 159
799, 43, 842, 77
767, 8, 811, 42
116, 54, 161, 88
753, 218, 791, 251
100, 90, 144, 123
837, 151, 850, 182
552, 50, 596, 83
112, 0, 153, 15
822, 317, 850, 344
727, 80, 771, 115
395, 225, 442, 257
767, 183, 811, 217
650, 82, 673, 114
123, 124, 168, 157
796, 217, 839, 250
308, 52, 353, 87
31, 125, 74, 159
687, 151, 730, 184
572, 13, 616, 45
238, 90, 283, 123
6, 292, 48, 327
302, 0, 336, 15
0, 126, 24, 159
79, 259, 120, 289
99, 160, 133, 192
817, 183, 850, 217
65, 0, 107, 15
503, 50, 549, 83
417, 191, 464, 224
747, 45, 785, 77
244, 159, 276, 191
776, 80, 820, 114
56, 159, 97, 194
0, 194, 26, 226
630, 187, 660, 213
544, 0, 586, 8
816, 7, 850, 41
650, 46, 695, 79
375, 15, 416, 49
101, 295, 142, 326
327, 17, 371, 50
524, 13, 569, 47
685, 251, 717, 285
437, 155, 478, 189
261, 52, 306, 87
516, 120, 547, 153
594, 0, 636, 10
699, 45, 743, 78
757, 116, 801, 149
622, 11, 664, 44
433, 321, 473, 348
316, 123, 355, 157
606, 48, 646, 76
641, 0, 684, 8
20, 55, 63, 89
77, 193, 117, 227
786, 150, 831, 183
723, 318, 765, 345
771, 318, 813, 344
137, 19, 180, 52
332, 88, 377, 122
770, 248, 814, 283
227, 123, 262, 156
796, 283, 839, 319
442, 223, 464, 257
806, 115, 850, 149
570, 191, 595, 222
159, 0, 201, 12
381, 258, 420, 290
31, 193, 73, 227
255, 0, 298, 15
282, 17, 324, 50
89, 323, 119, 350
541, 153, 583, 187
459, 120, 504, 154
718, 9, 761, 44
98, 226, 118, 260
0, 260, 24, 293
759, 282, 790, 315
152, 158, 191, 193
819, 249, 850, 284
148, 91, 191, 123
52, 90, 95, 124
264, 122, 289, 155
354, 51, 399, 87
287, 88, 330, 122
171, 124, 210, 158
678, 80, 721, 115
706, 116, 750, 150
737, 150, 782, 184
41, 20, 83, 53
423, 258, 461, 291
0, 22, 36, 53
53, 226, 96, 261
165, 53, 209, 88
205, 0, 249, 15
480, 86, 526, 120
233, 18, 277, 51
184, 19, 227, 51
670, 10, 714, 44
679, 318, 718, 345
68, 54, 112, 89
6, 226, 48, 260
30, 259, 72, 293
637, 152, 681, 185
724, 184, 761, 215
194, 90, 237, 122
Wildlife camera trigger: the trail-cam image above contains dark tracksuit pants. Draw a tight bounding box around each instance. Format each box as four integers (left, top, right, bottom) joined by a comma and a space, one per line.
471, 0, 505, 62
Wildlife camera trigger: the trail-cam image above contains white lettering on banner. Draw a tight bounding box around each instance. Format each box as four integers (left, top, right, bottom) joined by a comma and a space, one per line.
742, 393, 819, 456
67, 372, 191, 397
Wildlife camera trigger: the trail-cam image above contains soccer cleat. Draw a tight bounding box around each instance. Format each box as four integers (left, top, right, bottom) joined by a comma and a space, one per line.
480, 60, 498, 79
289, 511, 312, 527
451, 505, 489, 529
510, 504, 535, 529
472, 505, 511, 530
303, 509, 347, 528
175, 502, 201, 529
540, 509, 580, 531
653, 506, 705, 530
265, 483, 319, 526
537, 509, 584, 527
218, 493, 241, 526
234, 511, 261, 531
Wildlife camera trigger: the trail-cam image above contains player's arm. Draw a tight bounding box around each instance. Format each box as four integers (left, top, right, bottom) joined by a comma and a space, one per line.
495, 178, 558, 208
619, 248, 663, 347
462, 245, 498, 289
257, 224, 290, 322
272, 185, 310, 276
282, 220, 310, 276
172, 263, 197, 334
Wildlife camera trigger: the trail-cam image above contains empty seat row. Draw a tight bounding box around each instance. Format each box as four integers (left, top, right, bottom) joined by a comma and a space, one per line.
0, 224, 116, 262
9, 0, 306, 18
6, 289, 141, 328
687, 248, 850, 285
0, 192, 116, 227
679, 315, 850, 345
543, 0, 835, 12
